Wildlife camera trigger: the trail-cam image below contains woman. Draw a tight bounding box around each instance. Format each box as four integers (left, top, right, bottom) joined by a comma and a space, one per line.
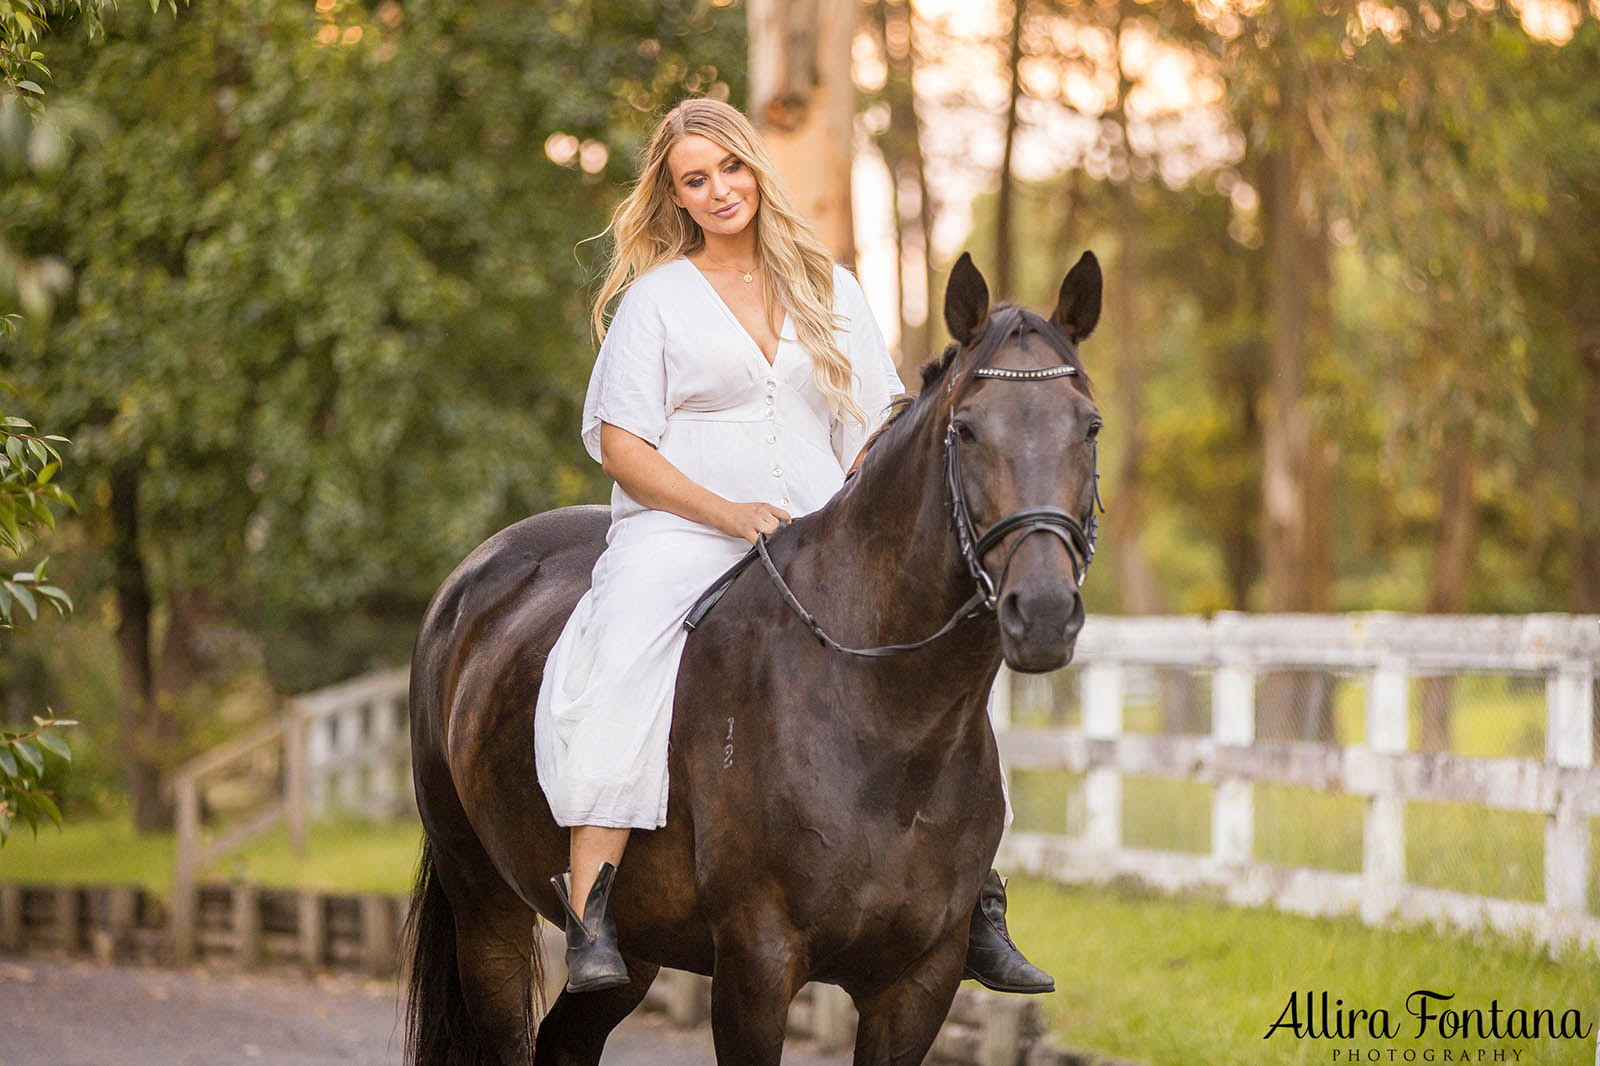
533, 97, 1051, 997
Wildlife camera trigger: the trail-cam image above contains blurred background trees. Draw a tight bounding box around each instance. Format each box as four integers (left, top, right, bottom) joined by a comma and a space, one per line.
1, 0, 1595, 830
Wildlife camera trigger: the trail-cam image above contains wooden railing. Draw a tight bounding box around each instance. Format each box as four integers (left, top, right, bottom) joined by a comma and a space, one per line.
165, 665, 410, 960
990, 612, 1600, 952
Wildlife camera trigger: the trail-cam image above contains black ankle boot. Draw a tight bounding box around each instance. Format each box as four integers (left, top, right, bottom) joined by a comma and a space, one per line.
550, 862, 630, 993
962, 868, 1054, 994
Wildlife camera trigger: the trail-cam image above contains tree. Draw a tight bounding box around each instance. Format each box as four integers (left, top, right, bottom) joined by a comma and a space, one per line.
748, 0, 856, 262
3, 0, 746, 829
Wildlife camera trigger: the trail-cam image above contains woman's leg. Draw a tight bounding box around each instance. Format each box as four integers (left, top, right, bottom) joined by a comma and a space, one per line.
569, 825, 630, 917
551, 825, 632, 993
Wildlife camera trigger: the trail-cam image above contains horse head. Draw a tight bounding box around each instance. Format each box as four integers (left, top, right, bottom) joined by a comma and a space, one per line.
936, 250, 1103, 673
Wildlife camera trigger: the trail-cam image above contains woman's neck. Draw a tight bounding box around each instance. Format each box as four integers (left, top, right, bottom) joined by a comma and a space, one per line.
696, 228, 758, 268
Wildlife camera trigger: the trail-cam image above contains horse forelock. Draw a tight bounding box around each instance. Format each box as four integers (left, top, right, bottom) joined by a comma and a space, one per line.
863, 304, 1093, 462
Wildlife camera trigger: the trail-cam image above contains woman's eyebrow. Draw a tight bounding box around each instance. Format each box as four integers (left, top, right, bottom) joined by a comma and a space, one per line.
678, 153, 738, 180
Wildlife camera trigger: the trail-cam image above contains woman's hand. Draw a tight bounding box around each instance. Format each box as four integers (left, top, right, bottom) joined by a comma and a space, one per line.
717, 501, 791, 544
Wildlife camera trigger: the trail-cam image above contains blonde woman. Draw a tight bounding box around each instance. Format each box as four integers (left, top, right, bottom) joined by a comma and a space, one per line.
533, 97, 1051, 997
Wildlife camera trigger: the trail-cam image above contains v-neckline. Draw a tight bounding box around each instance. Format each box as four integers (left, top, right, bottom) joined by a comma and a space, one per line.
679, 256, 790, 370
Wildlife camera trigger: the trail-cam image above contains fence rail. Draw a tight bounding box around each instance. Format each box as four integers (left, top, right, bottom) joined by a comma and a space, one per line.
991, 612, 1600, 952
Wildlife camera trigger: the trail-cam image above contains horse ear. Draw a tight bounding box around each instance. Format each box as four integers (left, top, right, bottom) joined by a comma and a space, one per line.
943, 252, 990, 347
1051, 250, 1102, 343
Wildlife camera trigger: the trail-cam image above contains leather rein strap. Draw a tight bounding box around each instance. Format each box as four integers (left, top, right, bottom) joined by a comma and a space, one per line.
683, 360, 1102, 658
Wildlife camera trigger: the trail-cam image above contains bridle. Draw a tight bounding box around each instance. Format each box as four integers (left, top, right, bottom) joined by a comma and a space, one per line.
682, 358, 1104, 659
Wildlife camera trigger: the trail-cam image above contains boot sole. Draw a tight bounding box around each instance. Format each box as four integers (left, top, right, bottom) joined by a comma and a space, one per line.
565, 971, 632, 994
962, 967, 1055, 995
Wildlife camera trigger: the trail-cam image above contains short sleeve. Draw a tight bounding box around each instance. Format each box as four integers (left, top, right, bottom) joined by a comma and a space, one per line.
830, 269, 906, 470
580, 281, 669, 464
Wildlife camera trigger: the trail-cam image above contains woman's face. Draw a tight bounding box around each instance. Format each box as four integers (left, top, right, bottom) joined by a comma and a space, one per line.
666, 133, 761, 240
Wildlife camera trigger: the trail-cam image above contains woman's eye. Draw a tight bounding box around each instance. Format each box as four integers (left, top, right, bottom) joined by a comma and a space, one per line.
726, 160, 743, 173
687, 177, 704, 188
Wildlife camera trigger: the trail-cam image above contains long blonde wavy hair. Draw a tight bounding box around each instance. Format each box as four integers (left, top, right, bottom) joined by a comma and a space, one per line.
588, 97, 866, 427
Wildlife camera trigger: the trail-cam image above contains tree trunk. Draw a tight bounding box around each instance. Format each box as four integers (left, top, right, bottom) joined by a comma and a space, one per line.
1419, 431, 1476, 753
1256, 81, 1334, 741
1573, 341, 1600, 612
110, 459, 173, 832
876, 0, 932, 371
993, 0, 1025, 300
748, 0, 857, 264
1259, 138, 1312, 615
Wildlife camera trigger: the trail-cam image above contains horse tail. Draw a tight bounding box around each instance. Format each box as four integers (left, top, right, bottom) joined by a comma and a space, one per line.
400, 833, 477, 1066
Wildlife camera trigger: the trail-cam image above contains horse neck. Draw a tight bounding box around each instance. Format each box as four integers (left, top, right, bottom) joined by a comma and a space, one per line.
802, 402, 1004, 703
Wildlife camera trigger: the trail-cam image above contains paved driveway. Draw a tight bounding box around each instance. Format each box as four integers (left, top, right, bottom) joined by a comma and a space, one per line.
0, 957, 850, 1066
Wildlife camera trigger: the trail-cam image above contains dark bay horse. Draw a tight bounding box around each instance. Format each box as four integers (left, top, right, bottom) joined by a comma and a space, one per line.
402, 251, 1104, 1065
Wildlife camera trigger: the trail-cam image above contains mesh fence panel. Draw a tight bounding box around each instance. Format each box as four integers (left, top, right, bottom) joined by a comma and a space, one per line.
1254, 784, 1363, 873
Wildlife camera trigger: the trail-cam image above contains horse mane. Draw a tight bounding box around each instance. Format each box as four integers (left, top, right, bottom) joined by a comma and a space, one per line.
857, 303, 1093, 459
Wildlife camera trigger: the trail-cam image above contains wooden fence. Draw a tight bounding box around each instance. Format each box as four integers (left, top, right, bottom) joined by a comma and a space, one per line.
0, 880, 1094, 1066
165, 666, 411, 960
990, 612, 1600, 952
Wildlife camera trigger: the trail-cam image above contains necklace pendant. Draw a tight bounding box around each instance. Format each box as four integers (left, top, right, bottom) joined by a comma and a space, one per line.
741, 271, 754, 283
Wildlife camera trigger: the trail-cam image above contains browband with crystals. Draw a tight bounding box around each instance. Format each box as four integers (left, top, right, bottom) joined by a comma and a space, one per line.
972, 364, 1077, 380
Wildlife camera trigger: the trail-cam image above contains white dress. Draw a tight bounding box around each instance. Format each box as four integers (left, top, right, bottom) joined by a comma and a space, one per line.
533, 257, 904, 830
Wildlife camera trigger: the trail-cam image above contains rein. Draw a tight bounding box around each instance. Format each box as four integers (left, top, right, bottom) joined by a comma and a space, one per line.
683, 360, 1104, 658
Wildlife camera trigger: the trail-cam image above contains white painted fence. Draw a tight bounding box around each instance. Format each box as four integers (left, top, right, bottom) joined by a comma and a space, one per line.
990, 612, 1600, 952
297, 665, 412, 819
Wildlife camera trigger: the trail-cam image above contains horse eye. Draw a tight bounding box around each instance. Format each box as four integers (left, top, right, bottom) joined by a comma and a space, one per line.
954, 421, 977, 443
1086, 420, 1102, 441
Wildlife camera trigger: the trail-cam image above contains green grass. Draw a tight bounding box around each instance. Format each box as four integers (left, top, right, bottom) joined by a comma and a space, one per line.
0, 810, 423, 898
1004, 875, 1600, 1066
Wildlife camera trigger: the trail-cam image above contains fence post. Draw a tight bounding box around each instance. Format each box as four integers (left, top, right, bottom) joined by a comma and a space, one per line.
306, 708, 330, 817
335, 704, 362, 812
1546, 660, 1595, 916
1, 883, 21, 952
368, 695, 399, 818
1211, 660, 1256, 865
361, 894, 397, 978
982, 995, 1025, 1066
285, 710, 308, 858
173, 773, 200, 962
234, 882, 262, 967
54, 885, 79, 952
1081, 660, 1124, 852
299, 891, 325, 970
1362, 655, 1409, 923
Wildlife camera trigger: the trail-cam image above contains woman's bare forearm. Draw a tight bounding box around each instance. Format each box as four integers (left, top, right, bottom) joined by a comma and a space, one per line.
599, 422, 731, 530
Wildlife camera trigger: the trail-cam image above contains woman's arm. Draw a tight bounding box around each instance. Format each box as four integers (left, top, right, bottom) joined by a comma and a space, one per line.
600, 422, 790, 544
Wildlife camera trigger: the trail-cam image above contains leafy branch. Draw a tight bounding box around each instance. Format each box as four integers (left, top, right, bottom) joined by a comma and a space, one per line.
0, 713, 76, 843
0, 394, 78, 844
1, 0, 182, 112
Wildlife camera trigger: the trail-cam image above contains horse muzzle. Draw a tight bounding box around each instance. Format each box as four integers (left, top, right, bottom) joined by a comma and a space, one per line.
997, 579, 1084, 673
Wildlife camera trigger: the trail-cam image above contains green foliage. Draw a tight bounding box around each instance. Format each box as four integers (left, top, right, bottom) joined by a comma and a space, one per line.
2, 0, 745, 691
0, 711, 75, 843
0, 412, 76, 621
1, 0, 182, 111
0, 393, 79, 843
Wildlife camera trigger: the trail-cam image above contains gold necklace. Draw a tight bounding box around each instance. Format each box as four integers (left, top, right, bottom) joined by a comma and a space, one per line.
704, 257, 758, 283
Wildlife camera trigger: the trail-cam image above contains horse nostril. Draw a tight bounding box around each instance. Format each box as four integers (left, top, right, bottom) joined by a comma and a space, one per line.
1000, 589, 1026, 625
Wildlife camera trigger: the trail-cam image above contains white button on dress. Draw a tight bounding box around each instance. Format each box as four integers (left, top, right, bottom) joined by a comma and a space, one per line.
533, 258, 903, 830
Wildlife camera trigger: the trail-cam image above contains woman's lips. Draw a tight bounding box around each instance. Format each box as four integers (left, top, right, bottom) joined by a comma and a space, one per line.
712, 202, 741, 218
